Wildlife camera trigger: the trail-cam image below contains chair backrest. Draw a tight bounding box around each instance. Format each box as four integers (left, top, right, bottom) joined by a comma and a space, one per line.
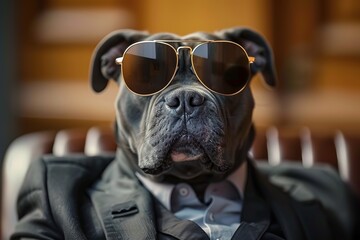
335, 131, 360, 197
2, 125, 359, 239
251, 126, 359, 195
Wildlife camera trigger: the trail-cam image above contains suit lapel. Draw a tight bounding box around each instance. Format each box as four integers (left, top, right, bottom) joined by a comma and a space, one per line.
232, 222, 269, 240
88, 174, 157, 240
280, 180, 333, 240
258, 178, 305, 240
290, 198, 333, 240
233, 161, 271, 240
155, 202, 209, 240
250, 161, 306, 240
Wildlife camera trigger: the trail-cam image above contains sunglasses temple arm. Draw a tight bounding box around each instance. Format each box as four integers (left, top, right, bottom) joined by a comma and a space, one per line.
115, 57, 123, 65
248, 56, 255, 64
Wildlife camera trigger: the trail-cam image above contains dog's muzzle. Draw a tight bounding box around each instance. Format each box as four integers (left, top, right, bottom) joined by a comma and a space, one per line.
137, 87, 230, 177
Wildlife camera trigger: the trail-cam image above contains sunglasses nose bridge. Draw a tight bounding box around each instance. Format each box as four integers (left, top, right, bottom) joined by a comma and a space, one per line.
175, 45, 206, 89
174, 46, 194, 74
176, 45, 193, 54
176, 46, 194, 65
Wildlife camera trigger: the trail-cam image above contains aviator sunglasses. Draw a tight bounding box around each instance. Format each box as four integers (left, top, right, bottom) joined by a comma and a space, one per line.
115, 40, 255, 96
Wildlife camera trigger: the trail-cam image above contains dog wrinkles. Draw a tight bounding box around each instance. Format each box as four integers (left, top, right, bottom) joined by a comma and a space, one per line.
138, 98, 226, 174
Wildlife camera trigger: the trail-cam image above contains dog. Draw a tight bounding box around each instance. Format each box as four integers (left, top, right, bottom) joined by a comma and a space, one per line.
12, 27, 359, 240
90, 27, 276, 186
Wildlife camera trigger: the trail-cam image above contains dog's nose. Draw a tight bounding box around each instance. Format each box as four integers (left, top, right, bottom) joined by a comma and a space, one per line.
165, 89, 205, 113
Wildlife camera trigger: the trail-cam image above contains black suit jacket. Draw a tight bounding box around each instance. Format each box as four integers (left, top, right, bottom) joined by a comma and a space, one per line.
11, 152, 359, 240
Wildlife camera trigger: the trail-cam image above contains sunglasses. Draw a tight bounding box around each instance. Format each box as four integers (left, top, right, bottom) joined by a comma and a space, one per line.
115, 40, 255, 96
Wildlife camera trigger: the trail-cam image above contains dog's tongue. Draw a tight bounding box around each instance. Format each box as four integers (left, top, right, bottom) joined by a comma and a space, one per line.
170, 136, 204, 162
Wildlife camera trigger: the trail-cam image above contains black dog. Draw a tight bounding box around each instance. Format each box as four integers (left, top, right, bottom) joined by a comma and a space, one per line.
91, 27, 276, 184
11, 27, 359, 240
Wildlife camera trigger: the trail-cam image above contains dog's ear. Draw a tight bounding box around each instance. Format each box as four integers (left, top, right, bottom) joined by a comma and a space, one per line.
90, 29, 149, 92
217, 27, 277, 87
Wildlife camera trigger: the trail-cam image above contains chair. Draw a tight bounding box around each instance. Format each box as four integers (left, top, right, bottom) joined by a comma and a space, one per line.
335, 131, 360, 196
302, 128, 338, 169
265, 126, 303, 165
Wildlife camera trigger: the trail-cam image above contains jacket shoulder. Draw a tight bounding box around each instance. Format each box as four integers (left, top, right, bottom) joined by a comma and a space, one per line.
11, 154, 114, 240
257, 161, 360, 240
257, 162, 352, 204
17, 154, 115, 204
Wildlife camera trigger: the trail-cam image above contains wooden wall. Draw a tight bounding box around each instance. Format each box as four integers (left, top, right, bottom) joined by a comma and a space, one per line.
13, 0, 360, 136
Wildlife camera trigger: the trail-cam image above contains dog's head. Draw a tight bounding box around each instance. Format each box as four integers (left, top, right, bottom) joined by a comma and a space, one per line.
90, 27, 276, 183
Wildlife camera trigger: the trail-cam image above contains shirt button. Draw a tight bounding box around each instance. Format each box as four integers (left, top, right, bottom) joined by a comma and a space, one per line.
179, 187, 189, 197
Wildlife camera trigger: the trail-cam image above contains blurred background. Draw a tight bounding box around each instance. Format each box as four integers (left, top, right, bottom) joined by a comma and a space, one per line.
1, 0, 360, 162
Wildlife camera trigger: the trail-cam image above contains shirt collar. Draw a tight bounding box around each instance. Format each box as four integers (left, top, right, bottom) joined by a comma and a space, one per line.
136, 172, 175, 209
136, 161, 248, 210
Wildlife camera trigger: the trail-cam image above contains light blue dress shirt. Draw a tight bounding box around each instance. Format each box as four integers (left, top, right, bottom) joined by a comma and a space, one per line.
136, 162, 247, 240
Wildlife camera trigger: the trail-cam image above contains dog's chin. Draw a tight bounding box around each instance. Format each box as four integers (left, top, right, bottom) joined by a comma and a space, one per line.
164, 161, 218, 183
145, 159, 229, 184
141, 147, 230, 183
139, 132, 231, 182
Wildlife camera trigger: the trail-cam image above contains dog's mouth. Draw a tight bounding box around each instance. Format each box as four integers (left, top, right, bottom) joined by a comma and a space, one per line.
170, 134, 205, 162
140, 133, 230, 179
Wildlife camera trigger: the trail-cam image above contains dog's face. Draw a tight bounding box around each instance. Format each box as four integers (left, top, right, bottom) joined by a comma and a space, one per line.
90, 27, 276, 183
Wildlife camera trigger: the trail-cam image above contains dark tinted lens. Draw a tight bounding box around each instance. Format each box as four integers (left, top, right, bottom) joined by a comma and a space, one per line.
122, 42, 177, 95
192, 42, 250, 95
